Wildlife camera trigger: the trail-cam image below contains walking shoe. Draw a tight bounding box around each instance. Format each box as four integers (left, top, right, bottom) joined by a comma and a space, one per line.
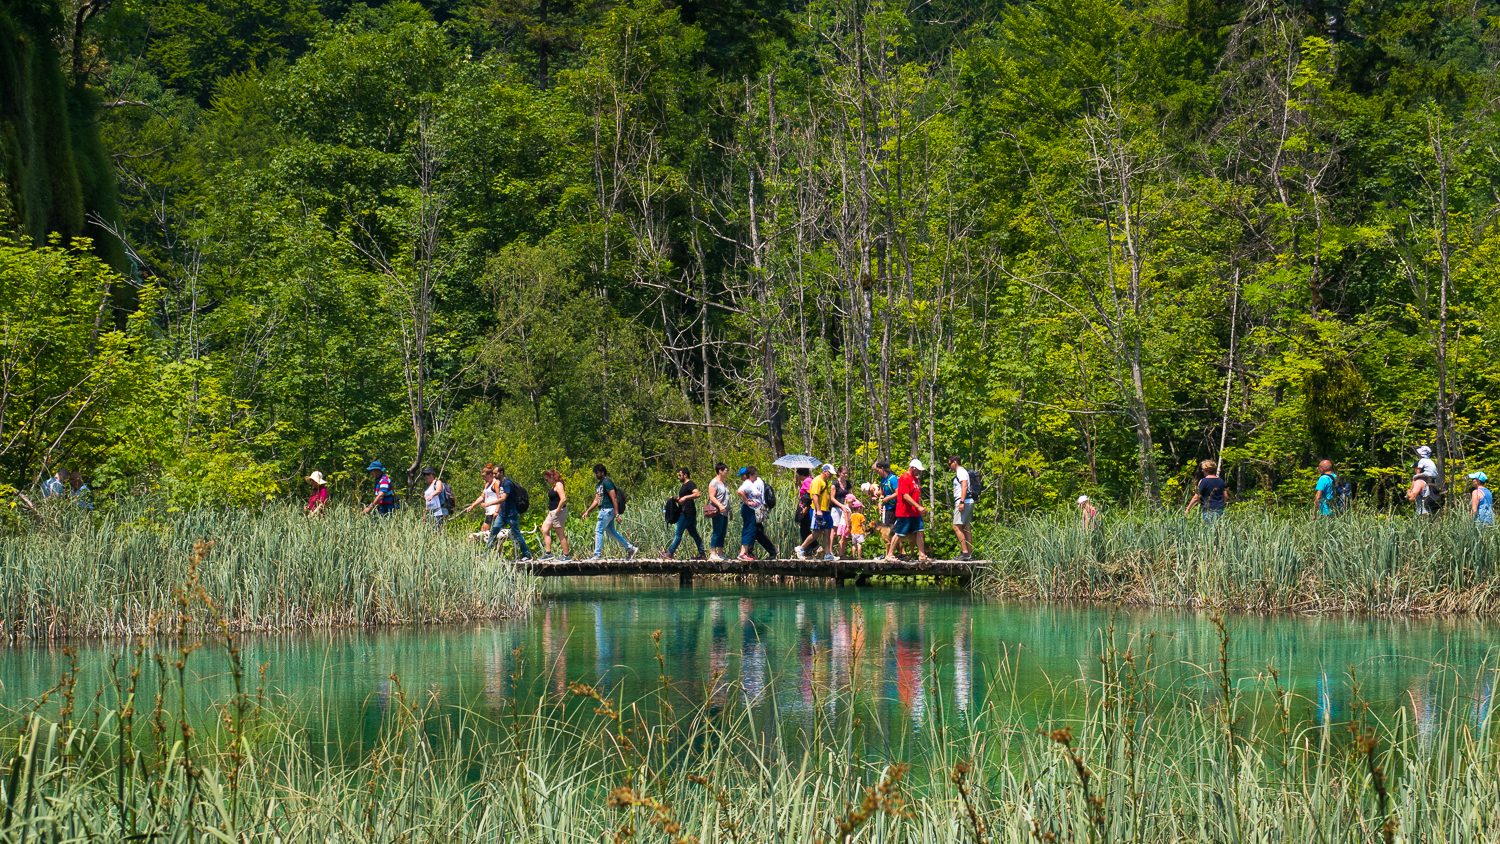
540, 552, 555, 560
519, 555, 534, 562
794, 547, 807, 560
588, 554, 604, 561
662, 551, 675, 560
959, 552, 973, 561
708, 552, 726, 562
823, 553, 838, 562
738, 553, 756, 562
626, 546, 640, 560
557, 553, 571, 562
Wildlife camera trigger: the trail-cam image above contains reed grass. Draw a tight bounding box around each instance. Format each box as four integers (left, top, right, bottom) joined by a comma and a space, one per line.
978, 507, 1500, 614
3, 616, 1497, 842
0, 503, 536, 639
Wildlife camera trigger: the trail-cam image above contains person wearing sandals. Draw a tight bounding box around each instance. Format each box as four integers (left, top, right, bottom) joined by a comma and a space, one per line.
885, 459, 931, 562
540, 468, 571, 559
461, 464, 502, 534
706, 463, 732, 561
736, 466, 777, 561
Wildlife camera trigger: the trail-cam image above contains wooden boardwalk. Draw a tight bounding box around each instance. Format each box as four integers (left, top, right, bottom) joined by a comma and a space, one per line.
519, 556, 982, 586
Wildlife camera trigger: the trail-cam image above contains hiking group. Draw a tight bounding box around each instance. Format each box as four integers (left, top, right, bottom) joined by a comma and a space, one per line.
1171, 445, 1494, 527
319, 456, 984, 562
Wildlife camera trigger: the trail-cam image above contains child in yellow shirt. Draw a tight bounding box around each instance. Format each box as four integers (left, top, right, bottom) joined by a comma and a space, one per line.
847, 494, 867, 558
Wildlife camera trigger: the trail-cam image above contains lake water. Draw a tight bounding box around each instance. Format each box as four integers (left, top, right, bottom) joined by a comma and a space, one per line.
1, 577, 1496, 752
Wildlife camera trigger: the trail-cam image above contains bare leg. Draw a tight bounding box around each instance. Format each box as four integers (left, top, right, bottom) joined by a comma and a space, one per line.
558, 528, 569, 556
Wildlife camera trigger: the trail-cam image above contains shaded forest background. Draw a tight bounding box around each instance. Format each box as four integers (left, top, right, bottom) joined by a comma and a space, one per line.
2, 0, 1498, 511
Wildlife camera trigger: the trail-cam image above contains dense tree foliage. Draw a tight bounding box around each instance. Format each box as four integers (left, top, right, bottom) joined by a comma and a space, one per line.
5, 0, 1499, 510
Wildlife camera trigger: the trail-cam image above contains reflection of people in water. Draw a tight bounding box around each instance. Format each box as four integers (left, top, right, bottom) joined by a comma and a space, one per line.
542, 604, 569, 698
1473, 667, 1496, 731
954, 607, 972, 718
831, 601, 850, 691
740, 598, 767, 706
593, 602, 611, 684
798, 600, 816, 713
896, 607, 925, 727
709, 598, 729, 714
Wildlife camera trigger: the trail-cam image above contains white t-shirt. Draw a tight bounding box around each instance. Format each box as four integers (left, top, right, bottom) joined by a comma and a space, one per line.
425, 481, 448, 516
1417, 457, 1439, 479
952, 467, 972, 502
738, 478, 765, 508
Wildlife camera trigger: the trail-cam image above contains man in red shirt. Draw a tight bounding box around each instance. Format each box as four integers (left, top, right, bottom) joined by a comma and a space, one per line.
885, 459, 931, 562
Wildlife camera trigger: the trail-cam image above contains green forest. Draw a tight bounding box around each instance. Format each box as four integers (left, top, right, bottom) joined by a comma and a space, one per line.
2, 0, 1498, 510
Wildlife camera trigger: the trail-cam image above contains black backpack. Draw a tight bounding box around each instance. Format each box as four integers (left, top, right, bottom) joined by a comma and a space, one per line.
1330, 477, 1352, 512
764, 484, 778, 510
438, 482, 455, 513
613, 483, 630, 514
663, 496, 680, 524
512, 483, 530, 515
960, 469, 984, 503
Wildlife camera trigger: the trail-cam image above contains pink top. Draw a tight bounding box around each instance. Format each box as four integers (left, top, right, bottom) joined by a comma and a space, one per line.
307, 487, 329, 514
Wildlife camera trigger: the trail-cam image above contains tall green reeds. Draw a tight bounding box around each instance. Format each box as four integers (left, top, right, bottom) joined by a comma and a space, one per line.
978, 508, 1500, 613
0, 504, 535, 639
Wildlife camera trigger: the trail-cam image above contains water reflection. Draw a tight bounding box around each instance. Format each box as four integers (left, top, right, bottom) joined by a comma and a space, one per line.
1, 578, 1498, 755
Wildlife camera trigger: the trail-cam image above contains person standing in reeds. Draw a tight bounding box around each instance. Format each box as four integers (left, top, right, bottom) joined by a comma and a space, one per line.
1185, 459, 1228, 522
40, 466, 67, 499
1312, 460, 1337, 517
1468, 472, 1493, 526
306, 471, 330, 516
68, 471, 93, 510
666, 467, 705, 559
1408, 467, 1437, 516
1077, 495, 1098, 528
363, 462, 398, 516
422, 467, 450, 531
705, 463, 733, 561
539, 469, 570, 559
461, 464, 502, 534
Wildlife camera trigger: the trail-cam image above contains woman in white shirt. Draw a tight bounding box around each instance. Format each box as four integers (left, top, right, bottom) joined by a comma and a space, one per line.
735, 466, 777, 561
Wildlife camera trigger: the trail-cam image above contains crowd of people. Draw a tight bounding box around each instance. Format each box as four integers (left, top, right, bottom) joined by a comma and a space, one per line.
308, 456, 983, 563
1172, 445, 1495, 527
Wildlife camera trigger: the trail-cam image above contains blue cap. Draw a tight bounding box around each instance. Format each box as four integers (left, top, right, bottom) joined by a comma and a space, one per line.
1469, 472, 1488, 482
366, 461, 385, 473
737, 467, 749, 476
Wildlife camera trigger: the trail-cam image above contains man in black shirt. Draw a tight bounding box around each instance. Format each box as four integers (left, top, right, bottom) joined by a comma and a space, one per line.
666, 467, 704, 559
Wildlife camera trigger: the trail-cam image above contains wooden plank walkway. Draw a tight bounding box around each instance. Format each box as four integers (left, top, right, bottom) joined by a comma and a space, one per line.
519, 556, 983, 586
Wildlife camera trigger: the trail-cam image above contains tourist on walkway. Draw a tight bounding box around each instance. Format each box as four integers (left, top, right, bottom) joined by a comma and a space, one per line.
846, 493, 867, 558
363, 462, 398, 516
796, 464, 843, 561
874, 460, 899, 551
736, 466, 777, 561
462, 464, 502, 534
1185, 459, 1228, 522
1469, 472, 1494, 526
706, 463, 732, 561
795, 467, 816, 552
487, 466, 532, 559
583, 464, 638, 559
306, 471, 330, 516
947, 456, 975, 560
667, 467, 704, 559
1312, 459, 1337, 517
422, 467, 449, 531
540, 468, 570, 559
886, 459, 931, 562
831, 466, 853, 557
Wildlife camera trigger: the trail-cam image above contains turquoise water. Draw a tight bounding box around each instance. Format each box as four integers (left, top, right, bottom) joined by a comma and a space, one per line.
1, 578, 1496, 750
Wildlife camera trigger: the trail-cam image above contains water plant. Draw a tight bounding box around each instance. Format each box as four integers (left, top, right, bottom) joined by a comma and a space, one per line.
0, 503, 536, 639
977, 507, 1500, 613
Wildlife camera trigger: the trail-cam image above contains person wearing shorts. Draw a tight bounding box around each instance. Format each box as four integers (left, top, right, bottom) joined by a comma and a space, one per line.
797, 464, 843, 561
886, 458, 931, 562
540, 468, 570, 559
947, 456, 974, 560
